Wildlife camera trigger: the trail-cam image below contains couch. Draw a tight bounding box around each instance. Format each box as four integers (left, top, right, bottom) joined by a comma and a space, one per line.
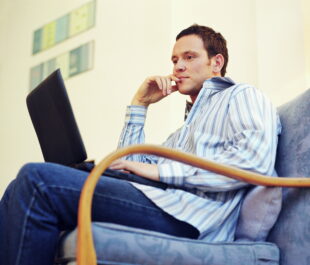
55, 88, 310, 265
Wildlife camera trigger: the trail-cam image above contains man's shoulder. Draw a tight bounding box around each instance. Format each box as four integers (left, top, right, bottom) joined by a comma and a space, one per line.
227, 81, 255, 91
223, 82, 275, 110
225, 82, 261, 98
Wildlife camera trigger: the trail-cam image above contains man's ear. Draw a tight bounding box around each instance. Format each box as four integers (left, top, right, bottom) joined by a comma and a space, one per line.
211, 54, 224, 75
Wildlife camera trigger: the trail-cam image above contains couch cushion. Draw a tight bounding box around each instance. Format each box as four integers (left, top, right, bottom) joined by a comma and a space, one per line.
267, 88, 310, 265
235, 185, 282, 241
56, 222, 279, 265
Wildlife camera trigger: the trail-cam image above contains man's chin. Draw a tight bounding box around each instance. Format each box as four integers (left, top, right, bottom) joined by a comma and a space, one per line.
177, 90, 188, 95
176, 85, 200, 101
177, 86, 193, 95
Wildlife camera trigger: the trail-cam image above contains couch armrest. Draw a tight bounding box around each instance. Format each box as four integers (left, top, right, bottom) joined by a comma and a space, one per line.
77, 144, 310, 265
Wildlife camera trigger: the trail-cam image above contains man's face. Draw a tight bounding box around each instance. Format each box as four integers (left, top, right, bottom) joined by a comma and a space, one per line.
171, 34, 216, 102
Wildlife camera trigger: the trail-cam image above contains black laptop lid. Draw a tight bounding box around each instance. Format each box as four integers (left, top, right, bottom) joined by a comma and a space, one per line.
26, 69, 87, 166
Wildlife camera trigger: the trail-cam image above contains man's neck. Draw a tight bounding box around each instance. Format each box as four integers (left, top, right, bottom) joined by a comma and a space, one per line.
189, 74, 223, 103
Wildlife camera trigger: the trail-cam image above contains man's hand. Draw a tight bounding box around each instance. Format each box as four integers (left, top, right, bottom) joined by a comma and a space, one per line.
131, 75, 179, 107
109, 160, 160, 181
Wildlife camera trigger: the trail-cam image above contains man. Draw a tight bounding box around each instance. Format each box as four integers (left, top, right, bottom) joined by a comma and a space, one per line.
0, 24, 281, 265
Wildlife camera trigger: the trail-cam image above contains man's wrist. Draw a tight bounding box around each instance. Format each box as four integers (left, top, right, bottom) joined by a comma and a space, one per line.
131, 98, 149, 107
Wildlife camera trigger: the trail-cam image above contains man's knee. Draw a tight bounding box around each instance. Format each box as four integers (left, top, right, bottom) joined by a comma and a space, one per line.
19, 162, 45, 174
18, 162, 47, 179
1, 163, 48, 204
15, 163, 45, 188
16, 162, 64, 188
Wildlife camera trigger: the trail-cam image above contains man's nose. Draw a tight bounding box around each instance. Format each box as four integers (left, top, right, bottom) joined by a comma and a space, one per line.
175, 61, 186, 72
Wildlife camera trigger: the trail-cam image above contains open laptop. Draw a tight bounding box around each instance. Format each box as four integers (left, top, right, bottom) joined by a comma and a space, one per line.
27, 69, 87, 166
26, 69, 167, 189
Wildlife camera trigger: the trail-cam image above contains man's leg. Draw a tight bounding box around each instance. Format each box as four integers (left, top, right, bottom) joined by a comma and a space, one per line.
0, 162, 198, 265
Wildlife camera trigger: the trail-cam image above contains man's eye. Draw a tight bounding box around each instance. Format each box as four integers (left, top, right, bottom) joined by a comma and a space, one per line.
172, 60, 177, 64
186, 55, 193, 60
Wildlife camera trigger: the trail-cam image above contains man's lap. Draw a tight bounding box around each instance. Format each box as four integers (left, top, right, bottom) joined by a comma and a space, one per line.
3, 162, 199, 237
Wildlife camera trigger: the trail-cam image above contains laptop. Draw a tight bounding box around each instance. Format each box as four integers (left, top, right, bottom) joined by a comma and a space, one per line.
26, 69, 167, 189
27, 69, 87, 166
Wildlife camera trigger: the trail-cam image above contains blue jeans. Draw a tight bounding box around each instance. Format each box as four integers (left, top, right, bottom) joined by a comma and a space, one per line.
0, 162, 198, 265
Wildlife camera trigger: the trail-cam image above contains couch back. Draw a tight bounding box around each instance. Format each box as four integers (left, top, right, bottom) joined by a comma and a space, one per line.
267, 89, 310, 265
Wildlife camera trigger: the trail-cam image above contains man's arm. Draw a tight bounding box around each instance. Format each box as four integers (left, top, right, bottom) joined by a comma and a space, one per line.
109, 160, 160, 181
116, 75, 179, 166
156, 87, 280, 192
115, 86, 279, 190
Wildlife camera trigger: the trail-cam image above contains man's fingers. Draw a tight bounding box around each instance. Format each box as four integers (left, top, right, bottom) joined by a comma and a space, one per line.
162, 77, 170, 95
155, 77, 163, 91
162, 75, 179, 95
170, 75, 180, 82
155, 76, 169, 96
144, 75, 179, 98
168, 75, 180, 94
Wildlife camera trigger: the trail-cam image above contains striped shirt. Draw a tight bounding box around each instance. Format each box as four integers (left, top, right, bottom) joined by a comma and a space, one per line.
118, 77, 281, 241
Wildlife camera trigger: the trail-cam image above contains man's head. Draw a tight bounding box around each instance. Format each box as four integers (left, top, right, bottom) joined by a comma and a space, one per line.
176, 24, 228, 76
171, 24, 228, 102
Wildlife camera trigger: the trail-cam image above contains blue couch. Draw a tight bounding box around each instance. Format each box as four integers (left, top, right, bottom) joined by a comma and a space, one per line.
55, 88, 310, 265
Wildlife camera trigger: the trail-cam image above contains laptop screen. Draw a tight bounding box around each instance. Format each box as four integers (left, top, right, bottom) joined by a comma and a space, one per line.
26, 69, 87, 166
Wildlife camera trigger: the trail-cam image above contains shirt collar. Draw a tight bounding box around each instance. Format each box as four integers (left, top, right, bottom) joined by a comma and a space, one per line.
202, 76, 235, 90
184, 77, 235, 121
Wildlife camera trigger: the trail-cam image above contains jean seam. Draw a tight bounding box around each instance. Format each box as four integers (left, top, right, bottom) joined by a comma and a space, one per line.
15, 189, 37, 265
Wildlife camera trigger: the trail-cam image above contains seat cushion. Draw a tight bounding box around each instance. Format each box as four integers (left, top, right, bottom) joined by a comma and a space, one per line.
55, 222, 279, 265
267, 88, 310, 265
235, 185, 282, 241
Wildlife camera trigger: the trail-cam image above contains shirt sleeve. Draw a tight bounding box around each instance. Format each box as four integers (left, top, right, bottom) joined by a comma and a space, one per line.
117, 105, 158, 164
158, 87, 281, 192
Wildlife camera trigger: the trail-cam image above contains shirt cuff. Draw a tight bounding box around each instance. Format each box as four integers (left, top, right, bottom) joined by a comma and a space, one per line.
158, 162, 184, 185
125, 105, 148, 125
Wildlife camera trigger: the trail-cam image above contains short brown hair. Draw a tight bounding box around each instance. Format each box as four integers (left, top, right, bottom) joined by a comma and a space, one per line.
176, 24, 228, 76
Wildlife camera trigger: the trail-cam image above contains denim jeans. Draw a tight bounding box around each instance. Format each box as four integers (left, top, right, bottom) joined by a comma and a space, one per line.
0, 162, 198, 265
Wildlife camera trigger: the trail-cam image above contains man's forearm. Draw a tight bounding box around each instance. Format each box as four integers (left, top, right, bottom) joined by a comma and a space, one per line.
109, 160, 160, 181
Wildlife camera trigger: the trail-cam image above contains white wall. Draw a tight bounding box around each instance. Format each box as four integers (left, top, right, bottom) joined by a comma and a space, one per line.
255, 0, 307, 105
0, 0, 308, 196
302, 0, 310, 86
